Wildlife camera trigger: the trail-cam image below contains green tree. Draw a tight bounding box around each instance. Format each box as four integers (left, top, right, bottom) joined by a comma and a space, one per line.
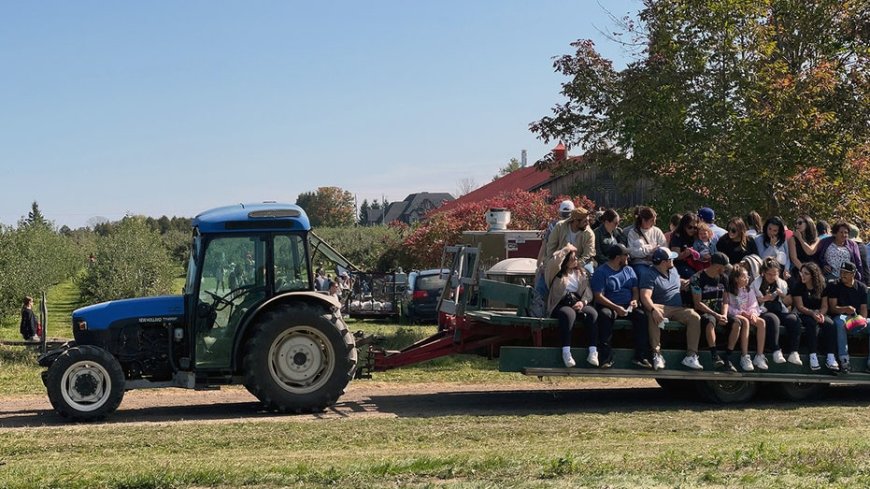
20, 201, 50, 229
77, 217, 179, 303
492, 158, 523, 181
358, 199, 370, 225
295, 186, 356, 227
531, 0, 869, 223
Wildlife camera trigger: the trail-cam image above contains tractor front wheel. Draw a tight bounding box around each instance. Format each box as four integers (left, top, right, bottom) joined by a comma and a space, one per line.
242, 305, 357, 413
46, 345, 125, 421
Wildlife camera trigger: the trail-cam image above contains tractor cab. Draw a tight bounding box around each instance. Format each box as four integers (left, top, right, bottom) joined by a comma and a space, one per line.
184, 203, 354, 375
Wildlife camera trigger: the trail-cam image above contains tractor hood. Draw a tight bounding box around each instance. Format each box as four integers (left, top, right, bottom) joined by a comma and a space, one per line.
72, 295, 185, 331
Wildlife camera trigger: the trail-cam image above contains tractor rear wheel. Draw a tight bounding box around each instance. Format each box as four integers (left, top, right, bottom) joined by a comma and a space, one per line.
242, 305, 357, 413
46, 345, 125, 421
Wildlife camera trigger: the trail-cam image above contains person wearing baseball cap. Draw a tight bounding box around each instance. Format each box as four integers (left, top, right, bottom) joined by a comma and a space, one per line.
639, 247, 703, 370
690, 252, 742, 370
546, 206, 596, 272
827, 260, 869, 372
536, 200, 578, 272
698, 207, 727, 240
558, 200, 575, 219
591, 242, 651, 369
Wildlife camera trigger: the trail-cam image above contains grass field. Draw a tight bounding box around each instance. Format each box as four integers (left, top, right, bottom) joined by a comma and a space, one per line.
3, 395, 870, 488
4, 281, 870, 488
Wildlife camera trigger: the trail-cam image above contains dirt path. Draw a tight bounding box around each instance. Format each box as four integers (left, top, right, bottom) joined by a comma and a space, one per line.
0, 378, 663, 428
6, 378, 870, 428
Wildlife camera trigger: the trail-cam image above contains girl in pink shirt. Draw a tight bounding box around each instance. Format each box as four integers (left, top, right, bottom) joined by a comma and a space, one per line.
726, 265, 768, 371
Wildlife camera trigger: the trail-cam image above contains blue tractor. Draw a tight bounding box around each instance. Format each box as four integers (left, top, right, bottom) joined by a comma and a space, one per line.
38, 203, 358, 421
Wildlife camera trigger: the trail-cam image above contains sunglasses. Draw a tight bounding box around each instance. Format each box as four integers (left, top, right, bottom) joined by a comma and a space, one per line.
728, 227, 738, 233
687, 225, 697, 230
796, 220, 805, 225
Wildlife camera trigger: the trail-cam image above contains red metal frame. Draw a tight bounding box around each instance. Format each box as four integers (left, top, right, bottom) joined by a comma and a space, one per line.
372, 314, 544, 371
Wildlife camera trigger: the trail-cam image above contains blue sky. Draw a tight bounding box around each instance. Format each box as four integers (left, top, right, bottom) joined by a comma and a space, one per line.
0, 1, 640, 228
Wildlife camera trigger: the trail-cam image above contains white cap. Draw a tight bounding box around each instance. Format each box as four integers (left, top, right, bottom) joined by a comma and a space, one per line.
558, 200, 575, 216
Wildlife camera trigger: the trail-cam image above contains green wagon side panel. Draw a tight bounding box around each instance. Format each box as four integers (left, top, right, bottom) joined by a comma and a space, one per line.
498, 346, 870, 382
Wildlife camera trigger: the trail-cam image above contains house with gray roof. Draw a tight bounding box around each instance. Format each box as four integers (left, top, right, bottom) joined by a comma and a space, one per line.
368, 192, 454, 225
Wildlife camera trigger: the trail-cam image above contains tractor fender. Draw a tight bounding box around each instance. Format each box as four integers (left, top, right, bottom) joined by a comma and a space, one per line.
232, 291, 341, 369
37, 341, 77, 368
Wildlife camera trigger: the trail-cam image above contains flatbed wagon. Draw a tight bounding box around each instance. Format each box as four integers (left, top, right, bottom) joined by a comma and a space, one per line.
364, 245, 870, 403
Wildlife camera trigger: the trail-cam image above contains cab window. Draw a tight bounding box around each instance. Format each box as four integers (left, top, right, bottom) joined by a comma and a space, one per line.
274, 234, 310, 292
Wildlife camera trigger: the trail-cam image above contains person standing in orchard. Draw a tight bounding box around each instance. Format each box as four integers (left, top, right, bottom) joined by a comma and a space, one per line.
20, 296, 40, 342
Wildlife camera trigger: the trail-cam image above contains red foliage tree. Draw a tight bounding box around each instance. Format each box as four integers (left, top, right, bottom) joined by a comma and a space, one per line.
403, 189, 594, 268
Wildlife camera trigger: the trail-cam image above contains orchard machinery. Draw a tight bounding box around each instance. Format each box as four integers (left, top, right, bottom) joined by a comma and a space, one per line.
39, 203, 358, 421
39, 203, 870, 421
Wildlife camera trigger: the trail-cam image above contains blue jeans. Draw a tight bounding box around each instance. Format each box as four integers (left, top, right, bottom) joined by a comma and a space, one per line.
834, 314, 849, 358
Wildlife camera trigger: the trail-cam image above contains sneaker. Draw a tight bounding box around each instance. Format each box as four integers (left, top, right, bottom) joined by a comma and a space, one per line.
722, 359, 738, 372
713, 355, 725, 369
681, 354, 703, 370
586, 350, 599, 367
600, 360, 614, 369
740, 354, 754, 371
632, 358, 653, 369
840, 358, 851, 374
825, 356, 839, 371
787, 351, 803, 366
772, 350, 786, 364
809, 354, 820, 371
30, 335, 40, 342
562, 350, 576, 368
653, 353, 666, 371
753, 354, 769, 370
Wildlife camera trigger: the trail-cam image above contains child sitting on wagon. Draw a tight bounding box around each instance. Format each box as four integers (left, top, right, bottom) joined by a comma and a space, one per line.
725, 264, 768, 371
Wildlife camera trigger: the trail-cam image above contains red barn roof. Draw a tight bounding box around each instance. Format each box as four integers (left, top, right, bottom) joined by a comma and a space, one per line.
436, 166, 554, 214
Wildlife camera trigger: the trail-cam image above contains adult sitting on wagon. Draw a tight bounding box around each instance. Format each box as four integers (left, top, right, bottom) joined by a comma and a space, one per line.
826, 261, 868, 373
546, 244, 598, 368
698, 207, 727, 240
626, 206, 667, 272
745, 211, 764, 238
817, 221, 865, 283
715, 217, 759, 265
791, 262, 839, 371
669, 213, 700, 278
752, 257, 797, 366
536, 200, 575, 268
591, 243, 651, 369
849, 224, 870, 283
592, 208, 626, 266
639, 247, 704, 371
546, 207, 596, 273
788, 215, 820, 283
755, 216, 792, 280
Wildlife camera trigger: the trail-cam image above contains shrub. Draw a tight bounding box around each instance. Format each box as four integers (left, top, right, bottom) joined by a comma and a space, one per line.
77, 217, 179, 303
403, 189, 594, 268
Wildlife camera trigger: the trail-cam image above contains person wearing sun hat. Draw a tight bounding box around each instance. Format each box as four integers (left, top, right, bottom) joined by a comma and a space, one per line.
826, 260, 868, 373
638, 247, 704, 370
